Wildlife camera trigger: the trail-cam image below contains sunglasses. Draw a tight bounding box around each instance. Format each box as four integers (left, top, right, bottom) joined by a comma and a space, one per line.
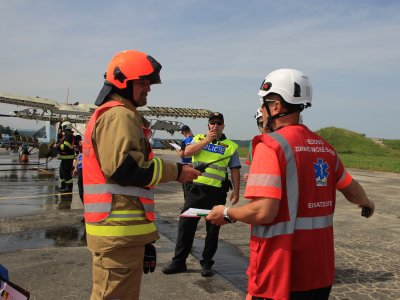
257, 121, 264, 127
209, 121, 223, 126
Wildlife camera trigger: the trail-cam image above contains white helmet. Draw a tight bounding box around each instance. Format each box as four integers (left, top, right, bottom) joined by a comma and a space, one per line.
255, 107, 263, 120
258, 68, 312, 107
62, 121, 73, 131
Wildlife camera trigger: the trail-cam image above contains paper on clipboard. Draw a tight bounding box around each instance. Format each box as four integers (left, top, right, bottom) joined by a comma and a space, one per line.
169, 143, 181, 151
0, 277, 30, 300
180, 208, 211, 217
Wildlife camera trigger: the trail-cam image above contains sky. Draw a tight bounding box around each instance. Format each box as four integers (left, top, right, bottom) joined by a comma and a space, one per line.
1, 0, 399, 140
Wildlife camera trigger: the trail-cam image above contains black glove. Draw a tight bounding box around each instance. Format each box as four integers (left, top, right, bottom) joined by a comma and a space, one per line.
143, 243, 156, 274
361, 207, 372, 218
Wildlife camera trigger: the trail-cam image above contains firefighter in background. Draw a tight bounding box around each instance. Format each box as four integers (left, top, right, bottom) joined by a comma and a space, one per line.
83, 49, 200, 300
56, 121, 75, 192
73, 135, 83, 203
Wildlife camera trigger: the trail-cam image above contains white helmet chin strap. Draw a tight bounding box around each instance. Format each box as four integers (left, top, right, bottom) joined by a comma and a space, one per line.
263, 98, 300, 132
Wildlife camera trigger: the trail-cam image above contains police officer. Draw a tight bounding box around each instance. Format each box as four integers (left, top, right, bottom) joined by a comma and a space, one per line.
163, 112, 241, 277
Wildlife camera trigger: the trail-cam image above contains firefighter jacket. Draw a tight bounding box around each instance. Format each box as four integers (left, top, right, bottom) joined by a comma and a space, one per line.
57, 131, 75, 160
244, 124, 353, 299
82, 94, 181, 252
192, 134, 238, 188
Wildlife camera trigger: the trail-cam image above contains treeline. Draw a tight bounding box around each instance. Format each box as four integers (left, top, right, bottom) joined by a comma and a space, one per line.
0, 125, 12, 134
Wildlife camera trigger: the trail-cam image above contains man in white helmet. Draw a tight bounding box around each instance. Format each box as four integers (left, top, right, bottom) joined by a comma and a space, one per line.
206, 69, 375, 300
245, 108, 268, 165
243, 108, 269, 182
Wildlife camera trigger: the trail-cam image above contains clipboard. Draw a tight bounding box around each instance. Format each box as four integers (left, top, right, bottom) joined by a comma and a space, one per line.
169, 142, 181, 151
181, 208, 211, 217
0, 277, 30, 300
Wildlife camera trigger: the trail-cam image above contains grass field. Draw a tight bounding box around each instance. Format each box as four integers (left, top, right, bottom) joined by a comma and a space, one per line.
238, 127, 400, 174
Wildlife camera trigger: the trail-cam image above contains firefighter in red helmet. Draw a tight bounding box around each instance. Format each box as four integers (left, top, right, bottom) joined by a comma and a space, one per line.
83, 50, 200, 300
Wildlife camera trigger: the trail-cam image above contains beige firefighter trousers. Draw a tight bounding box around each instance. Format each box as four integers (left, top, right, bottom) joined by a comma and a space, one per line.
90, 245, 145, 300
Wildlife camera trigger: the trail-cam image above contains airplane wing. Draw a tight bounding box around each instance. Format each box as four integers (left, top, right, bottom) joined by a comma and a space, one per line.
0, 92, 212, 123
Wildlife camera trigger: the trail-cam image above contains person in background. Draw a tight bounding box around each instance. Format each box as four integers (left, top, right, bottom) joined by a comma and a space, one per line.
20, 144, 30, 162
162, 112, 241, 277
243, 107, 269, 182
206, 68, 375, 300
73, 135, 83, 203
0, 264, 8, 281
55, 122, 75, 193
176, 125, 194, 200
83, 49, 200, 300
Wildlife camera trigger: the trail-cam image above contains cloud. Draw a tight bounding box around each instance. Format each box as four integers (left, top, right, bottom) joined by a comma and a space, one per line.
1, 0, 399, 139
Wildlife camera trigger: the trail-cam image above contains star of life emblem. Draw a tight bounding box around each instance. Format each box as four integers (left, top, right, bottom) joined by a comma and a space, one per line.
313, 158, 329, 186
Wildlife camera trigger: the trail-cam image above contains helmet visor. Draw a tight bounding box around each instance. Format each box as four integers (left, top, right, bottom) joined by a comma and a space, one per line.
139, 55, 162, 84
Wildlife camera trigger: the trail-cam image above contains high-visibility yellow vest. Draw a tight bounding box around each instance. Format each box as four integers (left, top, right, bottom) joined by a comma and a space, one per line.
192, 134, 238, 188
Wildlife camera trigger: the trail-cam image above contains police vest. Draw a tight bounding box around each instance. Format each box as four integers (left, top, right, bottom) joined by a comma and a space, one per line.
247, 125, 341, 299
82, 100, 156, 225
192, 134, 238, 188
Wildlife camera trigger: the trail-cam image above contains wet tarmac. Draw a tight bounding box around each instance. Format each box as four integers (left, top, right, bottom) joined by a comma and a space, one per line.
1, 150, 400, 299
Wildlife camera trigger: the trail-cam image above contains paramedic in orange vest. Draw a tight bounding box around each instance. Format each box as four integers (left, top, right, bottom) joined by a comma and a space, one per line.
83, 50, 200, 300
206, 69, 375, 300
243, 107, 269, 182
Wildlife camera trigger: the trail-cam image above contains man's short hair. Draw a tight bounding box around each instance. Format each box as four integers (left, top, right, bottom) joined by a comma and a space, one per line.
180, 125, 191, 133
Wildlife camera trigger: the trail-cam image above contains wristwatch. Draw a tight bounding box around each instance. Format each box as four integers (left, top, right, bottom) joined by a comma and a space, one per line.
223, 207, 235, 223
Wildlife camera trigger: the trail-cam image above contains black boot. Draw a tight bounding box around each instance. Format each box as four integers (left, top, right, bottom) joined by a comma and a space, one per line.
200, 260, 214, 277
65, 183, 73, 193
58, 182, 66, 192
162, 261, 187, 274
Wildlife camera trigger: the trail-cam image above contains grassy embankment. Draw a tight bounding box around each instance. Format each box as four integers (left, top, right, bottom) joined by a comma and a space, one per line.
236, 127, 400, 174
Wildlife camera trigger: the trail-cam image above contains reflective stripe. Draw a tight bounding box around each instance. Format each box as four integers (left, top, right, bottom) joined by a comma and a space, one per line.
201, 172, 225, 181
142, 203, 154, 213
85, 200, 154, 216
64, 141, 73, 149
85, 222, 157, 237
252, 132, 332, 239
83, 183, 154, 199
207, 163, 227, 172
106, 216, 146, 221
65, 179, 73, 184
108, 210, 145, 218
59, 155, 75, 159
85, 203, 111, 213
247, 173, 281, 189
193, 161, 227, 172
338, 169, 348, 185
107, 210, 146, 221
209, 164, 228, 173
295, 215, 333, 230
252, 215, 333, 238
148, 158, 162, 186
